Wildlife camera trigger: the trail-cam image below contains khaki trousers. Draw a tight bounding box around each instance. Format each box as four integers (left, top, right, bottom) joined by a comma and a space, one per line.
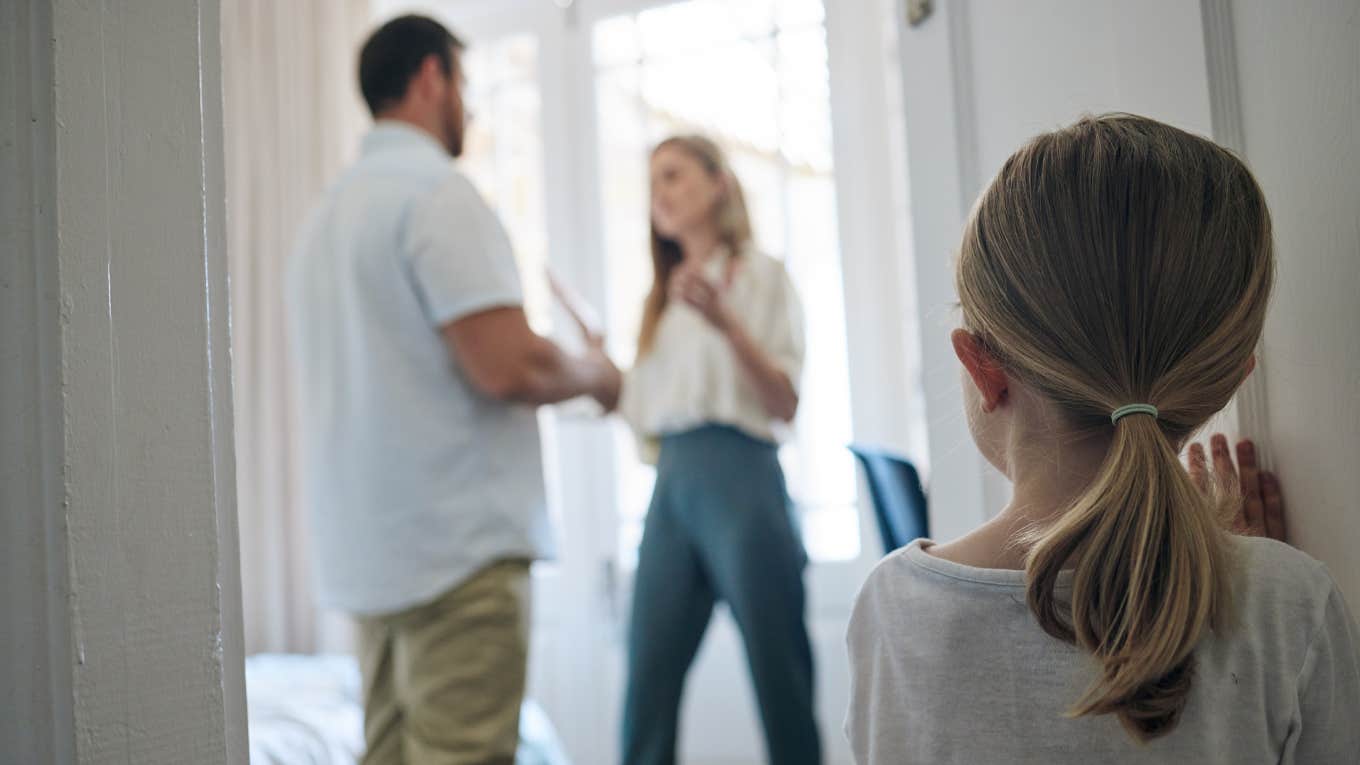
357, 559, 531, 765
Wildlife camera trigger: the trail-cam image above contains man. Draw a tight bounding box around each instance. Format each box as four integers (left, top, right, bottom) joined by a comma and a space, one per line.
286, 15, 620, 765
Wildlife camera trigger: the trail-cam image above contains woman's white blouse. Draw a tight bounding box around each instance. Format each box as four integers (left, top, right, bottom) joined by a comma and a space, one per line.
619, 246, 805, 463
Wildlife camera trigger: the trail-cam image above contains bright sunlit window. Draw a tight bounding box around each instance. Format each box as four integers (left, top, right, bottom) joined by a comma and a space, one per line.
593, 0, 860, 565
457, 35, 571, 577
459, 35, 552, 329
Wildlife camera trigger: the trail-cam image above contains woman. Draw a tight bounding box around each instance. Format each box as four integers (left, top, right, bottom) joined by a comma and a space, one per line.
845, 114, 1360, 763
559, 135, 820, 764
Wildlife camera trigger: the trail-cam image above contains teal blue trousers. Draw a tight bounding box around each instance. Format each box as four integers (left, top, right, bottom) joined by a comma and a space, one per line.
621, 424, 821, 765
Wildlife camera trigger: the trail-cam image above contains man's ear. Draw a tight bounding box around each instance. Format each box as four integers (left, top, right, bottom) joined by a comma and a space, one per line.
951, 328, 1009, 412
412, 54, 445, 100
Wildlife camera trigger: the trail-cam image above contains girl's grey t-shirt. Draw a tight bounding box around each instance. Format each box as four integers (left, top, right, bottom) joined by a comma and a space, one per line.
845, 536, 1360, 764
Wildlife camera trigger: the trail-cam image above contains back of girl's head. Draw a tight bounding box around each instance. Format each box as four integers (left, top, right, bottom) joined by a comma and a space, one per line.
956, 114, 1274, 740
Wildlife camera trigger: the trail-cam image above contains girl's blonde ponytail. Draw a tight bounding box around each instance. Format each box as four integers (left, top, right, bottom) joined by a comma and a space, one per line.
1026, 413, 1234, 738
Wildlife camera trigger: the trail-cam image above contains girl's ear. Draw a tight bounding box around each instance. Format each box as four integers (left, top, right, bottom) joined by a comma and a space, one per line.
1243, 354, 1257, 380
952, 328, 1010, 412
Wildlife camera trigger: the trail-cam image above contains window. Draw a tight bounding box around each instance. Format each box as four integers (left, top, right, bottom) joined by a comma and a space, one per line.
459, 34, 552, 328
457, 34, 571, 576
593, 0, 860, 564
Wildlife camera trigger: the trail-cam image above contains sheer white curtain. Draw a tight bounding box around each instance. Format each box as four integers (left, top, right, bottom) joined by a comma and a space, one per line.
222, 0, 371, 655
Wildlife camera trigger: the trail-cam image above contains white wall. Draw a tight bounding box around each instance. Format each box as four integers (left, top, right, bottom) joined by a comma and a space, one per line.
898, 0, 1359, 602
967, 1, 1213, 179
1, 1, 246, 761
2, 1, 73, 761
898, 0, 1220, 537
1232, 0, 1360, 602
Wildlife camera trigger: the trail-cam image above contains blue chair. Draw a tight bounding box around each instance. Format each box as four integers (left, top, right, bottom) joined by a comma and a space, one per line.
849, 444, 929, 554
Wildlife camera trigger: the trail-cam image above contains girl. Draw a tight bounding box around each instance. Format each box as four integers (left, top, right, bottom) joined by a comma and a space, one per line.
845, 114, 1360, 763
558, 135, 820, 764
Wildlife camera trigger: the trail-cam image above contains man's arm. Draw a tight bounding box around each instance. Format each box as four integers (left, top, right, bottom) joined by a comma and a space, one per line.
442, 306, 621, 409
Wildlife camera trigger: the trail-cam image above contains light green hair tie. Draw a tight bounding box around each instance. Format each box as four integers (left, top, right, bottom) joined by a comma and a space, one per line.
1110, 403, 1159, 424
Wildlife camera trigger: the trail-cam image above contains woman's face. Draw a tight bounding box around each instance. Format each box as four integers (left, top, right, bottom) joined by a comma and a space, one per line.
650, 144, 725, 240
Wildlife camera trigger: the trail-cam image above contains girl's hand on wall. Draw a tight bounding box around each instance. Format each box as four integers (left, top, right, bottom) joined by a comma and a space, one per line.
1187, 435, 1287, 543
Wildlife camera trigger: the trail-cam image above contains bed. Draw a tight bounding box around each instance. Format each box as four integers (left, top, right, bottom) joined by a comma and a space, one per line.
245, 654, 570, 765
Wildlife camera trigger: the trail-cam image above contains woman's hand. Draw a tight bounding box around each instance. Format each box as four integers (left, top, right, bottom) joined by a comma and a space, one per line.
670, 261, 734, 332
1187, 434, 1286, 542
668, 259, 797, 421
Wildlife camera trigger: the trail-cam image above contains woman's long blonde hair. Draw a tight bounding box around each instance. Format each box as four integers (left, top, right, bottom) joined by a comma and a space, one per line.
636, 135, 753, 356
956, 114, 1274, 740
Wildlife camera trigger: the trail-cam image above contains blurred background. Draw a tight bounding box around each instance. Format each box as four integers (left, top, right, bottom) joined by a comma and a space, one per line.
218, 1, 1360, 763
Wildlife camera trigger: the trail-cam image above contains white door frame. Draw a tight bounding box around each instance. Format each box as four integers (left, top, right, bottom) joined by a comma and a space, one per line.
889, 0, 995, 541
2, 0, 247, 762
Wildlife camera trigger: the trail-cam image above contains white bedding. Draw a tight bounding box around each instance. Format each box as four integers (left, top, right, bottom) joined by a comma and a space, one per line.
245, 654, 570, 765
